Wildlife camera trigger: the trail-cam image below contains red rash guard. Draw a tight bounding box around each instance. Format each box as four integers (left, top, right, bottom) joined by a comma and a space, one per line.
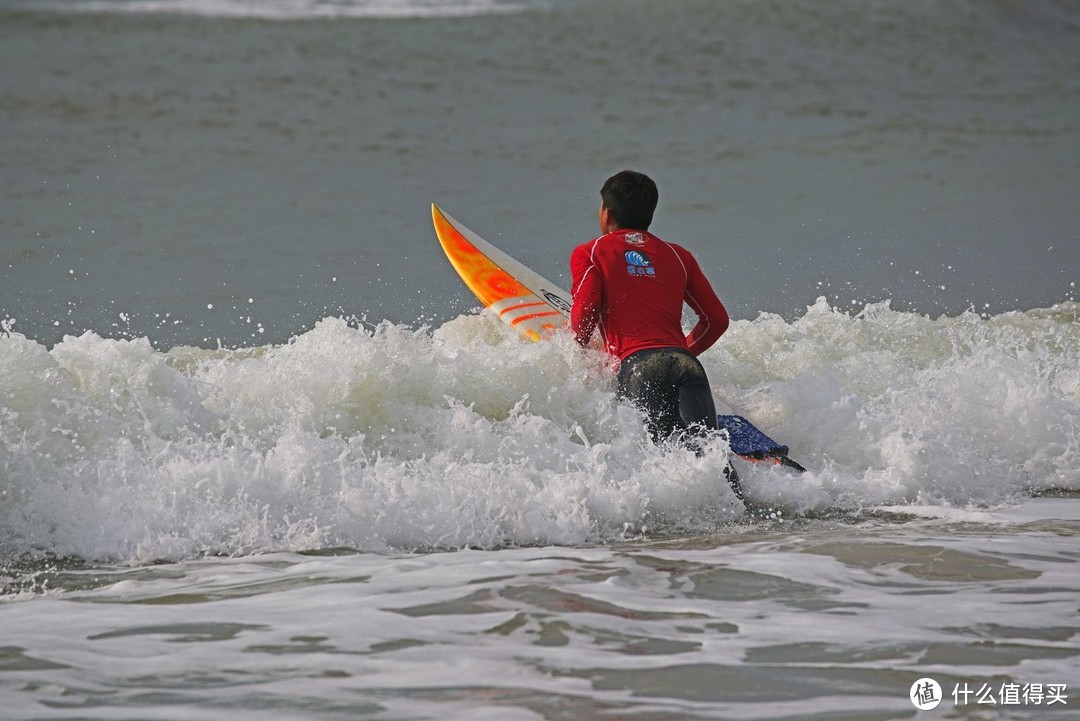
570, 229, 730, 360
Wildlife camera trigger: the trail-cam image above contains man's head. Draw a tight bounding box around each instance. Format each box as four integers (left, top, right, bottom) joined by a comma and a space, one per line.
599, 170, 658, 232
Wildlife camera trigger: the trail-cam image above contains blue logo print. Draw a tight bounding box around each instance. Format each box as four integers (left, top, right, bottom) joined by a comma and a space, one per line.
625, 250, 655, 277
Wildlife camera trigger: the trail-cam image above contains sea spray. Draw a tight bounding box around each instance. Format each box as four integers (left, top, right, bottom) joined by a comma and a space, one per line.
2, 301, 1078, 563
713, 299, 1080, 507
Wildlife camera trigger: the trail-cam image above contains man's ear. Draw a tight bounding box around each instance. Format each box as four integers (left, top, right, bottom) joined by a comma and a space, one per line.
599, 203, 615, 233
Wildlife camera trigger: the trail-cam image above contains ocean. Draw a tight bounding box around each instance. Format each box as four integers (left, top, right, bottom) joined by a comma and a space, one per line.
2, 0, 1079, 718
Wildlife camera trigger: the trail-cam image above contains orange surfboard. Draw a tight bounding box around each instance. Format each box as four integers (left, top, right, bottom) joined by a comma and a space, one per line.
432, 203, 571, 341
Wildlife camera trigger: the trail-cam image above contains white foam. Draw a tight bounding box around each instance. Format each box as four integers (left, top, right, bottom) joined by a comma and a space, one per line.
2, 301, 1078, 562
40, 0, 537, 20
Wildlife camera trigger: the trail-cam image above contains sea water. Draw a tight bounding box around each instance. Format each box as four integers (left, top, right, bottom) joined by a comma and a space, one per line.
3, 0, 1078, 348
3, 0, 1080, 718
3, 304, 1078, 719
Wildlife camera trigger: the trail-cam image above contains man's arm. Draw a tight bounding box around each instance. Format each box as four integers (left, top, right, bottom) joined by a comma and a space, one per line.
570, 242, 603, 347
682, 251, 729, 356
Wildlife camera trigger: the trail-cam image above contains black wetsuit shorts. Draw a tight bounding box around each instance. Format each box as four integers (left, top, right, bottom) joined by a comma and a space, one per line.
616, 347, 718, 446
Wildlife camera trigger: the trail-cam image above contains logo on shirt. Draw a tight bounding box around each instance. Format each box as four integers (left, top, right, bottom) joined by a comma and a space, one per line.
625, 250, 655, 277
624, 232, 645, 245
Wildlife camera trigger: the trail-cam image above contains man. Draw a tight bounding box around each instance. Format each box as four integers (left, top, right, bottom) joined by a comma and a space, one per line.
570, 170, 746, 500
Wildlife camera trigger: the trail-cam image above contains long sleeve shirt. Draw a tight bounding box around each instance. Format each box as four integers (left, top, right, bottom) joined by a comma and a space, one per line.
570, 228, 729, 360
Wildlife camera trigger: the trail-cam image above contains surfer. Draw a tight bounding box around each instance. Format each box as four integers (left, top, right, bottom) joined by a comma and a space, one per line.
570, 170, 747, 502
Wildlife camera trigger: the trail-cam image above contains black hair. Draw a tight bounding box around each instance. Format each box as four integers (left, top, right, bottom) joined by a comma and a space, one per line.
600, 170, 659, 230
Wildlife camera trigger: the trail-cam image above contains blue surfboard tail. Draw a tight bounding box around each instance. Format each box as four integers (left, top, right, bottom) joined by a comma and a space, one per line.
718, 415, 806, 472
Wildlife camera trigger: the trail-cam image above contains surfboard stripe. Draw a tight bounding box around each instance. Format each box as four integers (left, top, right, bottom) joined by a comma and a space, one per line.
497, 301, 549, 316
490, 296, 544, 315
508, 310, 563, 326
513, 317, 561, 342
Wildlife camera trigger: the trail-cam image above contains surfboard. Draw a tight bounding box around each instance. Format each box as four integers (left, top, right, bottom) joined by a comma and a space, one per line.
432, 203, 805, 471
432, 204, 570, 342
